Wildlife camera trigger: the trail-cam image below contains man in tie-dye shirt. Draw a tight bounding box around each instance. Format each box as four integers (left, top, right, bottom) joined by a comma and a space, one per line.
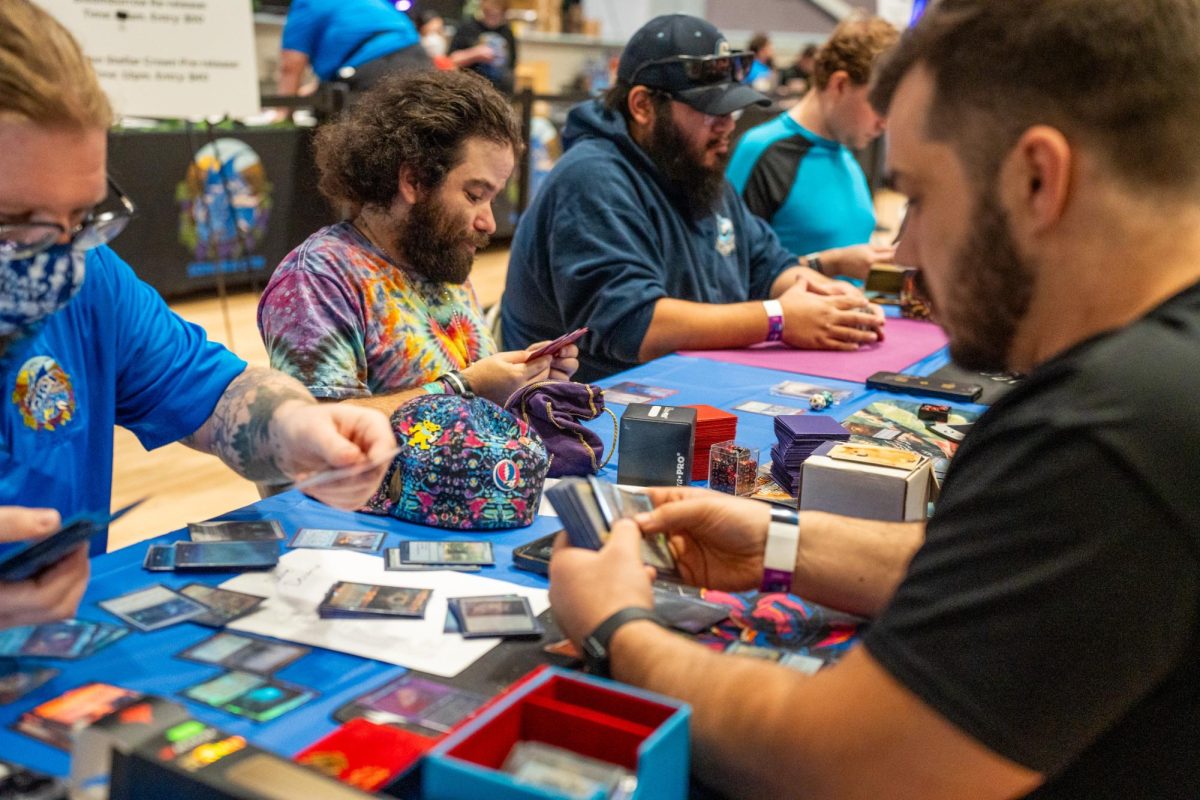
259, 71, 578, 413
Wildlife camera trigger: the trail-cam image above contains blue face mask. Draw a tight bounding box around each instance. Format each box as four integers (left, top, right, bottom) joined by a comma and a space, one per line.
0, 244, 87, 337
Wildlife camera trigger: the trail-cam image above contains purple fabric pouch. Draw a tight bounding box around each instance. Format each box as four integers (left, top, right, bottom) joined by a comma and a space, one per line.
504, 381, 616, 477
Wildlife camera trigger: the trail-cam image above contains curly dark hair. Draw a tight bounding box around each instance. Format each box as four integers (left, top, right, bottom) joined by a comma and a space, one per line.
314, 70, 523, 213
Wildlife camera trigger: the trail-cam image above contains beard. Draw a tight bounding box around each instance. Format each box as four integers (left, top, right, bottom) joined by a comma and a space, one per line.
394, 194, 490, 285
939, 189, 1036, 372
643, 113, 730, 219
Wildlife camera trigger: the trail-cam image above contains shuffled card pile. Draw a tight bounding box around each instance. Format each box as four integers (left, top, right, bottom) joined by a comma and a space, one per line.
337, 673, 488, 734
179, 632, 308, 674
447, 595, 542, 639
289, 528, 384, 552
546, 476, 679, 579
318, 582, 432, 619
0, 620, 130, 661
187, 520, 285, 542
178, 584, 266, 627
10, 682, 142, 750
99, 585, 208, 631
182, 670, 315, 723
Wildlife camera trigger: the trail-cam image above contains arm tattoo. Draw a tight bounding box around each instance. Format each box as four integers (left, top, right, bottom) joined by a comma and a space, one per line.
183, 367, 314, 483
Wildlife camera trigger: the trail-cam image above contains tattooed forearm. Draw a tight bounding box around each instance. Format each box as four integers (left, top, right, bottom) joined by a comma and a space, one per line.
183, 367, 314, 483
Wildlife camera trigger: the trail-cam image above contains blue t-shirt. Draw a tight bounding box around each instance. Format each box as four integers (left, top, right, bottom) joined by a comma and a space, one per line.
727, 113, 876, 256
0, 247, 246, 554
501, 100, 796, 382
282, 0, 420, 81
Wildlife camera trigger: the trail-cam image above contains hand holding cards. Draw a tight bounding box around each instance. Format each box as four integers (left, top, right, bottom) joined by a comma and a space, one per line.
0, 499, 144, 582
527, 327, 587, 360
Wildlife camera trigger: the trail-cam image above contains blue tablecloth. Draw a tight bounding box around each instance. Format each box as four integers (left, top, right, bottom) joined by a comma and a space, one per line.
1, 341, 968, 778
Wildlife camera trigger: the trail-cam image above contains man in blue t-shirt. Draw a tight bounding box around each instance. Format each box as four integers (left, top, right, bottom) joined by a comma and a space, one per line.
502, 15, 886, 381
728, 16, 900, 280
277, 0, 429, 99
0, 0, 396, 631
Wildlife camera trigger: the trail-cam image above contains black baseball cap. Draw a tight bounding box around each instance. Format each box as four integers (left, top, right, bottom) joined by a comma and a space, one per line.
617, 14, 771, 116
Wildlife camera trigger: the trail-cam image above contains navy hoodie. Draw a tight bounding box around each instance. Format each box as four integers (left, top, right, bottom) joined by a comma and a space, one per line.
501, 100, 796, 381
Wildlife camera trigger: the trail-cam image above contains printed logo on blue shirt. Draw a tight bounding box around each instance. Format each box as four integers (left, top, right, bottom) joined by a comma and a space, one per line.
715, 215, 736, 257
12, 355, 75, 431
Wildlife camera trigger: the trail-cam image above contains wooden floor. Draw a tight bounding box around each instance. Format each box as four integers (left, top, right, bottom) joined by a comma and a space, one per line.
107, 246, 512, 550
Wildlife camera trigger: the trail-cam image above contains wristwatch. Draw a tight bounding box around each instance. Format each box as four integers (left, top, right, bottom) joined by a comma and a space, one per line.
581, 607, 663, 678
802, 252, 825, 275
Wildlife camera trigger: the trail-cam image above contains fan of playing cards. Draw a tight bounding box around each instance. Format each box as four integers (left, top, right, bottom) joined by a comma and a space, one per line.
545, 477, 679, 580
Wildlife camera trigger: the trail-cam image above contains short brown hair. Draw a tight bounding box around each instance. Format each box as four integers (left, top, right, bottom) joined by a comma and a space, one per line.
0, 0, 112, 128
870, 0, 1200, 193
813, 15, 900, 90
314, 70, 522, 213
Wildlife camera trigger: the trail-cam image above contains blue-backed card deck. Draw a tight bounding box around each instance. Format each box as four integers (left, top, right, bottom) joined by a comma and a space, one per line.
395, 540, 494, 566
0, 499, 144, 582
289, 528, 385, 552
178, 631, 308, 674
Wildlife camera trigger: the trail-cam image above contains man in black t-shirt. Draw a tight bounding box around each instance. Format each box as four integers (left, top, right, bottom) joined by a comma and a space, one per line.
547, 1, 1200, 798
448, 0, 517, 94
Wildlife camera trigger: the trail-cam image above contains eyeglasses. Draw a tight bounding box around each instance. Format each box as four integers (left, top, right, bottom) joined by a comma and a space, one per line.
0, 177, 136, 261
629, 51, 756, 88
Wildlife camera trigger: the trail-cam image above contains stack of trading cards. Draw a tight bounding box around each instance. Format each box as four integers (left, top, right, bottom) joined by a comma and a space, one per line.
177, 584, 266, 627
546, 477, 679, 579
318, 582, 432, 619
289, 528, 384, 553
187, 520, 285, 542
335, 673, 489, 735
143, 539, 280, 572
0, 620, 130, 661
501, 741, 637, 800
385, 541, 494, 572
98, 585, 209, 631
178, 632, 309, 674
446, 595, 542, 639
770, 415, 851, 496
182, 670, 315, 723
11, 682, 143, 750
682, 404, 738, 481
0, 661, 59, 705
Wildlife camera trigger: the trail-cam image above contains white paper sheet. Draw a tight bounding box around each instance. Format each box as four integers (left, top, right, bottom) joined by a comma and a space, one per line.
221, 549, 549, 678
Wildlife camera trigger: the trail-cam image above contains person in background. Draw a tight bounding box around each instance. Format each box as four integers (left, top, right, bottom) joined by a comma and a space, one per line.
0, 0, 395, 631
502, 15, 885, 382
449, 0, 518, 94
258, 71, 577, 413
778, 43, 818, 93
277, 0, 431, 100
746, 33, 777, 92
727, 16, 900, 280
549, 0, 1200, 796
416, 10, 449, 60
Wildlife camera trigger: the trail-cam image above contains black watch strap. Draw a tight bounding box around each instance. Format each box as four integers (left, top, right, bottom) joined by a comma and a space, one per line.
581, 607, 662, 678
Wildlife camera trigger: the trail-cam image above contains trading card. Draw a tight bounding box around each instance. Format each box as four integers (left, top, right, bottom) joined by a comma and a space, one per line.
16, 621, 96, 659
83, 623, 131, 656
770, 381, 853, 403
289, 528, 385, 553
291, 446, 401, 494
98, 585, 208, 632
222, 680, 315, 723
450, 595, 542, 639
828, 443, 926, 470
724, 642, 784, 661
0, 498, 145, 583
142, 544, 176, 571
179, 632, 257, 666
603, 381, 678, 406
351, 673, 487, 733
0, 662, 58, 705
527, 327, 588, 359
397, 540, 494, 566
384, 550, 481, 573
173, 540, 279, 570
652, 590, 730, 634
187, 520, 285, 542
733, 400, 809, 417
183, 670, 266, 707
780, 652, 825, 675
319, 582, 432, 618
13, 683, 142, 750
179, 632, 307, 674
178, 583, 266, 626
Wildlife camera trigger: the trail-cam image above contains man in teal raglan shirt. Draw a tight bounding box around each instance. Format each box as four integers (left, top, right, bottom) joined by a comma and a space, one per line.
727, 16, 899, 280
0, 0, 396, 630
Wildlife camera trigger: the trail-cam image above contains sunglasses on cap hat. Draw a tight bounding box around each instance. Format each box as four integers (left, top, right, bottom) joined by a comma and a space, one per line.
629, 51, 756, 87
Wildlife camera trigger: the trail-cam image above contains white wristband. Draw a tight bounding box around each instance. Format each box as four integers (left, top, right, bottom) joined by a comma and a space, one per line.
763, 299, 784, 342
761, 507, 800, 593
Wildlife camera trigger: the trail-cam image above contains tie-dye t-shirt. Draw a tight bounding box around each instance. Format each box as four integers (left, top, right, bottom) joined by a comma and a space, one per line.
258, 222, 494, 399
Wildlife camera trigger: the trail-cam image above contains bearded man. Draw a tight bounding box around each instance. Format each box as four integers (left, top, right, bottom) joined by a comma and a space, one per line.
259, 70, 577, 410
501, 15, 885, 382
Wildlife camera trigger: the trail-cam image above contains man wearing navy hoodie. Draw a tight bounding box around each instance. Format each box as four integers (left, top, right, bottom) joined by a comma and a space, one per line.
502, 15, 886, 382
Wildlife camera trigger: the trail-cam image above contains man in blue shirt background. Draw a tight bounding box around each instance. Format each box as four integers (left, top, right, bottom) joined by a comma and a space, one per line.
0, 0, 396, 630
728, 16, 900, 280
